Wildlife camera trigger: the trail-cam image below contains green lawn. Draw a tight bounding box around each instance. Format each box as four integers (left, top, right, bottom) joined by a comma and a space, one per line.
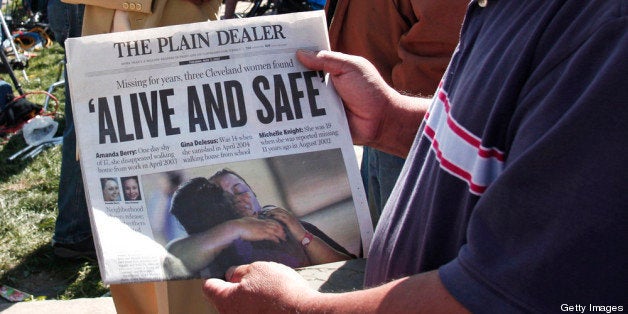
0, 44, 108, 300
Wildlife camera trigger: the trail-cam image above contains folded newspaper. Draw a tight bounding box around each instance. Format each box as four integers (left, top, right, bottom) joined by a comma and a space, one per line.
65, 11, 372, 284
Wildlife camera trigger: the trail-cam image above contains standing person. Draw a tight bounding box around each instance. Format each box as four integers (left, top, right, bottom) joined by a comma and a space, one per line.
203, 1, 627, 312
326, 0, 467, 225
55, 1, 222, 313
47, 0, 84, 48
48, 0, 91, 260
62, 0, 221, 36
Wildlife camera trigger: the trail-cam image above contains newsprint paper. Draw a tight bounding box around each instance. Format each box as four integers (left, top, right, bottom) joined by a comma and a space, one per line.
65, 11, 372, 284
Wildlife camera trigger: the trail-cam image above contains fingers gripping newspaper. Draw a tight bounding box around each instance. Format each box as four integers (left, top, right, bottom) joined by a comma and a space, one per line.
65, 11, 372, 284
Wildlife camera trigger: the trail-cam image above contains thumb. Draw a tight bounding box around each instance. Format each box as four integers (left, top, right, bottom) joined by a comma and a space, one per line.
296, 49, 347, 74
203, 278, 238, 301
296, 49, 367, 78
296, 49, 325, 71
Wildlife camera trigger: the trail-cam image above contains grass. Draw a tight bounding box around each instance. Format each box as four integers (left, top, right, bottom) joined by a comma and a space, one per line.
0, 44, 108, 300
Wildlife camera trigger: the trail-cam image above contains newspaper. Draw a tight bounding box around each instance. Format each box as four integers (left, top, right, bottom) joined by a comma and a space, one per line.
65, 11, 372, 284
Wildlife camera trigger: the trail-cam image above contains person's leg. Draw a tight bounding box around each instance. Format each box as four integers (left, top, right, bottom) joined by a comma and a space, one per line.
0, 2, 4, 43
51, 1, 92, 257
67, 3, 85, 39
360, 146, 381, 227
46, 0, 70, 46
52, 67, 94, 257
366, 148, 405, 226
359, 145, 370, 194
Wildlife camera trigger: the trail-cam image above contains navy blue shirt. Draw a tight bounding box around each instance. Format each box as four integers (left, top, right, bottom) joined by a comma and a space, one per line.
365, 1, 627, 312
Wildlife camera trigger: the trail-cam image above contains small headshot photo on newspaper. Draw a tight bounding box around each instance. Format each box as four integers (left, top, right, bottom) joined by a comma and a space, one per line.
100, 177, 121, 203
121, 175, 142, 202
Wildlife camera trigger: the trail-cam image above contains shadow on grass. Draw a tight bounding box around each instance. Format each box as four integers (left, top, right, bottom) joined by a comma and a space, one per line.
0, 133, 31, 179
0, 243, 107, 300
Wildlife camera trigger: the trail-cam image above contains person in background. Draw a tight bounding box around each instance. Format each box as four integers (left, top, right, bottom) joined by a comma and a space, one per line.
48, 0, 90, 260
203, 1, 627, 312
47, 0, 84, 47
61, 0, 221, 36
326, 0, 467, 226
55, 0, 222, 313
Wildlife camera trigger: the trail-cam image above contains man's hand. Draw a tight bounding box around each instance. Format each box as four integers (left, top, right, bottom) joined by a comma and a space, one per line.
296, 50, 427, 158
296, 50, 394, 147
203, 263, 468, 313
203, 262, 317, 313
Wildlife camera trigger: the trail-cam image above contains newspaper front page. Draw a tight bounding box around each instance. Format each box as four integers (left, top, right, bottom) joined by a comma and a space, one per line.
65, 11, 372, 284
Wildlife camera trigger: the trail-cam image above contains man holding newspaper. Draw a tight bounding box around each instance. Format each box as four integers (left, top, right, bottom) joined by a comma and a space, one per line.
203, 1, 627, 312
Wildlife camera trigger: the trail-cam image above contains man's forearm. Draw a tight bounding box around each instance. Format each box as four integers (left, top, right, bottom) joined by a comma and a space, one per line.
367, 93, 429, 158
203, 265, 469, 313
295, 50, 430, 159
302, 270, 468, 313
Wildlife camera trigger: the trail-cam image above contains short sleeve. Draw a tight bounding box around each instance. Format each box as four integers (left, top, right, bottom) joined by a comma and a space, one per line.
439, 8, 628, 313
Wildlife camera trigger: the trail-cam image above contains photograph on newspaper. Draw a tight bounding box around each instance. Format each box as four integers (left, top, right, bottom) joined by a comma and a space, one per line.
65, 11, 372, 283
140, 148, 360, 280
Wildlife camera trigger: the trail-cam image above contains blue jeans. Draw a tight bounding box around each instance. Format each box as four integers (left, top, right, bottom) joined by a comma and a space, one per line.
50, 0, 90, 245
54, 84, 92, 244
47, 0, 84, 47
360, 147, 405, 227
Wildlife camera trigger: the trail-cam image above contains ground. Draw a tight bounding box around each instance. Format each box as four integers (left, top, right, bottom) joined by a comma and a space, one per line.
0, 244, 105, 303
